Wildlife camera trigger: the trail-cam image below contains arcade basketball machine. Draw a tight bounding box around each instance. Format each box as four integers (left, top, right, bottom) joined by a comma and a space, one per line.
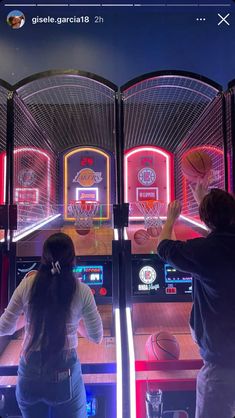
0, 71, 122, 418
121, 71, 231, 418
0, 80, 16, 316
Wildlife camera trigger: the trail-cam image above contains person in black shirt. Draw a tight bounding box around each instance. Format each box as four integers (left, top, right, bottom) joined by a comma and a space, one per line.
157, 186, 235, 418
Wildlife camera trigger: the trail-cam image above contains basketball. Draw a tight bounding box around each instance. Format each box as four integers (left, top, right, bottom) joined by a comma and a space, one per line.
147, 226, 162, 238
145, 331, 180, 360
134, 229, 150, 245
181, 150, 212, 183
76, 229, 90, 236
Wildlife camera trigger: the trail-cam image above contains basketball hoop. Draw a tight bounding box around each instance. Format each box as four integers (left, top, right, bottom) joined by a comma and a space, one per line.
136, 200, 164, 229
68, 200, 99, 229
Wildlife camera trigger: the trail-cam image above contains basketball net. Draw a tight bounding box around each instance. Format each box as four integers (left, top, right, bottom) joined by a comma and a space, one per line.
136, 200, 163, 229
68, 200, 99, 229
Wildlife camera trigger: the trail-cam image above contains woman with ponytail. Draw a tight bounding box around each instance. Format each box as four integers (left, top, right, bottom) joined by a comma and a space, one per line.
0, 232, 103, 418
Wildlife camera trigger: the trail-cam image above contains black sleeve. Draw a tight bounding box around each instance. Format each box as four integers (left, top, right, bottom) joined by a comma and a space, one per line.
157, 238, 204, 274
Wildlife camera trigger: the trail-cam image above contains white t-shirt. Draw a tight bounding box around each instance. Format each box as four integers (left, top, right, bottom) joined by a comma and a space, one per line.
0, 273, 103, 350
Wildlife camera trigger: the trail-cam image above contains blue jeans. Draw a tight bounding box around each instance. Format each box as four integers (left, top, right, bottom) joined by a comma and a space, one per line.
196, 361, 235, 418
16, 349, 87, 418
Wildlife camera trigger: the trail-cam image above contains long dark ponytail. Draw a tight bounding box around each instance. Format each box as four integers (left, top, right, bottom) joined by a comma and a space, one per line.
24, 233, 77, 364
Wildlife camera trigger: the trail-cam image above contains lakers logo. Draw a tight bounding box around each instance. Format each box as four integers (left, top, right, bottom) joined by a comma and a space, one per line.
73, 168, 103, 187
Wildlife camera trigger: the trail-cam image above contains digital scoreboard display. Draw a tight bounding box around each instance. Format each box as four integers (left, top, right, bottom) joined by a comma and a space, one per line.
73, 265, 103, 286
132, 257, 193, 300
164, 265, 192, 296
16, 259, 111, 298
164, 265, 192, 284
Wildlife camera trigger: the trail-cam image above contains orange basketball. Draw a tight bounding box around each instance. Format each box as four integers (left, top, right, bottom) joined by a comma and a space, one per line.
145, 331, 180, 360
181, 150, 212, 183
76, 229, 90, 236
147, 226, 162, 238
134, 229, 150, 245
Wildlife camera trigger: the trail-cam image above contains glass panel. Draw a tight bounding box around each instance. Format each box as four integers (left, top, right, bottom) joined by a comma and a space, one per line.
15, 203, 114, 257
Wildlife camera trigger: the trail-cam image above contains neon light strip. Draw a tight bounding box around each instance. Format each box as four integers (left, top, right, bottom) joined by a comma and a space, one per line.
124, 227, 128, 240
3, 155, 6, 203
64, 147, 110, 221
126, 215, 166, 221
114, 228, 119, 241
124, 147, 171, 220
115, 308, 123, 418
180, 215, 208, 231
126, 307, 136, 418
13, 214, 61, 242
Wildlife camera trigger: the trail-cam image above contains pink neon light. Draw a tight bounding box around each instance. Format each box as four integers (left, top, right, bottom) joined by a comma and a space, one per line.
124, 146, 173, 210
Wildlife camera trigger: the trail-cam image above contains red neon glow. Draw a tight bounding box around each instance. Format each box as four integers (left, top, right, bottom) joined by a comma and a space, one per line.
0, 151, 6, 204
124, 146, 174, 220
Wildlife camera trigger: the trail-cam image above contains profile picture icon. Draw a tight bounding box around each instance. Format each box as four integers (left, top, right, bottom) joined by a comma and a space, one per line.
7, 10, 25, 29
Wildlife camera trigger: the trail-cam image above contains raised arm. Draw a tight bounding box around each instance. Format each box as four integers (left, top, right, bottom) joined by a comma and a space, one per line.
157, 200, 181, 249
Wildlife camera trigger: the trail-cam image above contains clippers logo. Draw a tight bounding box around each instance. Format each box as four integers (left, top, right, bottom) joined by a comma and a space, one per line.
139, 266, 156, 284
138, 168, 156, 186
73, 168, 103, 187
18, 169, 36, 187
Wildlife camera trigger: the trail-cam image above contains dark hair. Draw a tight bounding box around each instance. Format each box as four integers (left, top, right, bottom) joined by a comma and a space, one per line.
199, 188, 235, 231
8, 15, 24, 24
24, 233, 77, 364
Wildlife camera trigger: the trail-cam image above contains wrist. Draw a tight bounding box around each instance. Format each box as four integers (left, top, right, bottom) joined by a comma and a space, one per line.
165, 218, 175, 227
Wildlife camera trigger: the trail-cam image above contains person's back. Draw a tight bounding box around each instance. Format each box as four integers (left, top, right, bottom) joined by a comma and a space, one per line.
0, 232, 103, 418
184, 226, 235, 365
157, 187, 235, 418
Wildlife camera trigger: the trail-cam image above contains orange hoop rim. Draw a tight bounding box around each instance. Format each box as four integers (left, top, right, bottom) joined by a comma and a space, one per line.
70, 199, 100, 208
138, 199, 164, 209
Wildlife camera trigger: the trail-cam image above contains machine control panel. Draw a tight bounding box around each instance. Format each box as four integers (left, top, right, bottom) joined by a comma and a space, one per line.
132, 255, 193, 301
16, 257, 112, 299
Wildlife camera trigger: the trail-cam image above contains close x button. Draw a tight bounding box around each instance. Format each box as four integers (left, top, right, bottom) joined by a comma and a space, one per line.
217, 13, 230, 26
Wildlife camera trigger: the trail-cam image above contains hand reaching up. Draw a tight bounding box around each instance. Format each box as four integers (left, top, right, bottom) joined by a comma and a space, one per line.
189, 176, 209, 205
167, 200, 182, 224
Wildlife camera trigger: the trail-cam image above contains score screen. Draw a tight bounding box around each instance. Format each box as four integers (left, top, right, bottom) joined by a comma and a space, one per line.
73, 265, 103, 286
164, 265, 192, 284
